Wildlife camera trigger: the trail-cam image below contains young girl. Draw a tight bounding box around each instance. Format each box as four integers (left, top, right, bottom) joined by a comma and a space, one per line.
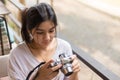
8, 3, 80, 80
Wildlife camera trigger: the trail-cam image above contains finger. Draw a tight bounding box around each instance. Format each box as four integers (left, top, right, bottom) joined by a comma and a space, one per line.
71, 55, 79, 67
74, 67, 81, 72
72, 58, 81, 72
44, 59, 54, 68
51, 64, 62, 72
73, 64, 81, 72
72, 60, 78, 67
71, 54, 77, 60
72, 63, 80, 71
48, 70, 59, 79
46, 64, 61, 77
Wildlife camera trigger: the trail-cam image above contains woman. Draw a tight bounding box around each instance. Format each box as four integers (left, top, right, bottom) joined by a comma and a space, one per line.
8, 3, 80, 80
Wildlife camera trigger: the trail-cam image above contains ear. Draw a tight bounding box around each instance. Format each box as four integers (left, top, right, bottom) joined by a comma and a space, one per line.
29, 33, 33, 40
28, 30, 33, 40
27, 29, 31, 34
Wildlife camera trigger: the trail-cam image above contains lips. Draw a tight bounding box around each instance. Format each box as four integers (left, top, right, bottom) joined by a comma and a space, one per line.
43, 41, 50, 45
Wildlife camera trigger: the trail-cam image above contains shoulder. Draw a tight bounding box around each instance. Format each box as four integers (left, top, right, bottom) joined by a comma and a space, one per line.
57, 38, 71, 47
9, 42, 27, 58
56, 38, 72, 53
53, 38, 73, 58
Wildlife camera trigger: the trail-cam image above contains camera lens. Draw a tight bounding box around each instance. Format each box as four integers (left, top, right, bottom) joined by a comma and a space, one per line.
61, 64, 73, 76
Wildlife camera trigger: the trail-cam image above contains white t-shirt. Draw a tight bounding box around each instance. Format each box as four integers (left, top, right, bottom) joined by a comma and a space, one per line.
8, 38, 73, 80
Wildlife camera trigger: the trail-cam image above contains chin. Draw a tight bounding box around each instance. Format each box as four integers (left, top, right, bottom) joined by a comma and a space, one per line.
41, 45, 49, 49
44, 43, 50, 46
42, 42, 50, 46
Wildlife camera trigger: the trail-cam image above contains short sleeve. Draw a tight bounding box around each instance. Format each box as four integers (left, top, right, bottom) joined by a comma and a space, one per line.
8, 53, 26, 80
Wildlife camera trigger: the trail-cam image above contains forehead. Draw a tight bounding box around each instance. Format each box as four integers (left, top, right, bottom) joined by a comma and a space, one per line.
37, 20, 55, 30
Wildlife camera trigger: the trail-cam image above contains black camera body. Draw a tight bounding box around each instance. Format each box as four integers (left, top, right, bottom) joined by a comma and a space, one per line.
50, 53, 73, 76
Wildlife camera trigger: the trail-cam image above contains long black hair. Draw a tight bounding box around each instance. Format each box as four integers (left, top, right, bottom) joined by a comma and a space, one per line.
21, 3, 57, 43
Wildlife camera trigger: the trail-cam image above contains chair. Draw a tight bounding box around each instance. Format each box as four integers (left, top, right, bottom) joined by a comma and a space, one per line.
0, 54, 9, 78
0, 1, 11, 55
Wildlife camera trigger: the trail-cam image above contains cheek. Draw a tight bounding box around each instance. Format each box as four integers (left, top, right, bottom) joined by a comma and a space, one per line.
50, 34, 56, 40
51, 33, 56, 37
33, 35, 42, 43
51, 31, 56, 37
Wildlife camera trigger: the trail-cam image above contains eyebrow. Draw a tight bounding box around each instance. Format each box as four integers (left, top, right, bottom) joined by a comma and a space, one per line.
36, 26, 55, 31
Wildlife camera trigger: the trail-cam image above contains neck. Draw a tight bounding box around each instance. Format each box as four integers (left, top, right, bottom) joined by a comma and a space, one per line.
27, 38, 57, 62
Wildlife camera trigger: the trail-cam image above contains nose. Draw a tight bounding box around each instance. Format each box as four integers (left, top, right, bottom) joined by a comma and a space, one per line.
44, 33, 50, 41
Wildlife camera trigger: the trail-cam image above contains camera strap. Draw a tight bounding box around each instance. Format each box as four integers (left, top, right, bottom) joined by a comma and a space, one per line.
26, 62, 45, 80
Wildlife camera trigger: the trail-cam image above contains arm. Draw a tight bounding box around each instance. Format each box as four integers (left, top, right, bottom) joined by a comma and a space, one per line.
8, 55, 25, 80
8, 46, 30, 80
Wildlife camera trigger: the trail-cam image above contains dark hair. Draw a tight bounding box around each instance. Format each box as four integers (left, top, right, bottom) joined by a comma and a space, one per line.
21, 3, 57, 43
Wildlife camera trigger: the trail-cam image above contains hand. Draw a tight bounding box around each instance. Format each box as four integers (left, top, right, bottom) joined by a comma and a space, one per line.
71, 54, 81, 73
69, 54, 81, 80
36, 60, 62, 80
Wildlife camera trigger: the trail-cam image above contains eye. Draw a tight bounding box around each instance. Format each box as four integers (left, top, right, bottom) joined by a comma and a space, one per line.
49, 28, 55, 33
36, 32, 44, 34
49, 30, 54, 33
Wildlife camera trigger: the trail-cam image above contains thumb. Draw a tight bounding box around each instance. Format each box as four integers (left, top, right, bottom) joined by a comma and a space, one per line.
44, 59, 54, 68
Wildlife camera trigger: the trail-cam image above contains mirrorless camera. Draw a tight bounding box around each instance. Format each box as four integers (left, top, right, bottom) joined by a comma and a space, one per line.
50, 53, 73, 76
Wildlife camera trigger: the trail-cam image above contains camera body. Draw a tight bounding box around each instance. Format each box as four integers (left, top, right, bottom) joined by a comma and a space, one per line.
50, 53, 73, 76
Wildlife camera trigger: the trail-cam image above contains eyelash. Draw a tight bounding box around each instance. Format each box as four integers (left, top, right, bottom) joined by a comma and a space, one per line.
36, 30, 55, 34
36, 32, 43, 34
49, 30, 55, 33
